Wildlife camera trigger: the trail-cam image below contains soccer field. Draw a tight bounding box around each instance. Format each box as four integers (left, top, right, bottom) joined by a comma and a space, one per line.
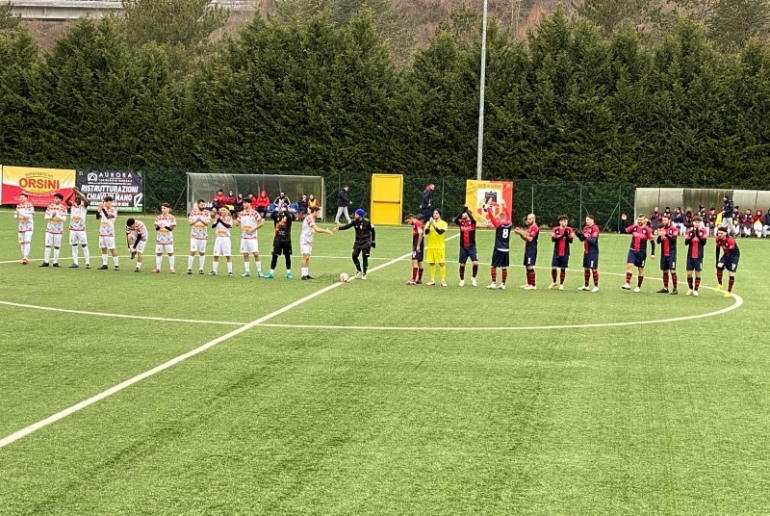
0, 210, 768, 515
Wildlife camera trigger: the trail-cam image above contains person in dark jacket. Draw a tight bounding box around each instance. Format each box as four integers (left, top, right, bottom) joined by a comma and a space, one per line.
337, 208, 376, 279
420, 184, 435, 222
722, 195, 734, 234
335, 185, 352, 224
297, 194, 309, 219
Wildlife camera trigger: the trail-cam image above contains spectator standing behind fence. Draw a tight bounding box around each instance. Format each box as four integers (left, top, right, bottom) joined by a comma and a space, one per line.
255, 190, 270, 217
335, 185, 352, 224
722, 195, 734, 233
297, 194, 309, 219
420, 184, 434, 222
233, 194, 245, 216
212, 189, 226, 211
649, 207, 662, 232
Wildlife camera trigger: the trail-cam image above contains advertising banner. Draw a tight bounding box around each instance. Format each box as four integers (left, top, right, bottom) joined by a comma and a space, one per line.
76, 170, 144, 212
1, 166, 76, 207
465, 180, 514, 228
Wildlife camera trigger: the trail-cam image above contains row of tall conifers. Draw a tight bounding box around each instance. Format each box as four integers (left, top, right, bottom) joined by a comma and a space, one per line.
1, 10, 770, 199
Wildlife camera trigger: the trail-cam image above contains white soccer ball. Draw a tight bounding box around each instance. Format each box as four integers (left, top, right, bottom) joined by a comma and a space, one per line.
339, 272, 350, 283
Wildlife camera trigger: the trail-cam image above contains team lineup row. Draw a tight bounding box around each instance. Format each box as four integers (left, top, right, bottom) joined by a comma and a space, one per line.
11, 190, 741, 296
404, 207, 741, 298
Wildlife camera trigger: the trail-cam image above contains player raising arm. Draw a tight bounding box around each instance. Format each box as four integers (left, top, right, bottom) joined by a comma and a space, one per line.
454, 206, 478, 287
64, 187, 90, 269
337, 208, 376, 280
266, 206, 295, 279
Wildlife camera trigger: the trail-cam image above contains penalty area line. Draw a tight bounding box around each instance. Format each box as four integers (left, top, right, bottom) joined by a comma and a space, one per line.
0, 244, 429, 450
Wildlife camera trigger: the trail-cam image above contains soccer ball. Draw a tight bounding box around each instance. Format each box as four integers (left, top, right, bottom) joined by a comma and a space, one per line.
339, 272, 350, 283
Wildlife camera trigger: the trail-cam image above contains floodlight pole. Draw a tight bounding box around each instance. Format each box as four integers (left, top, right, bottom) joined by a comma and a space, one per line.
476, 0, 489, 181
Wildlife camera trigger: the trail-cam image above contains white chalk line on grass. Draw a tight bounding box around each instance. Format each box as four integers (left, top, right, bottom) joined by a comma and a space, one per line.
0, 240, 436, 450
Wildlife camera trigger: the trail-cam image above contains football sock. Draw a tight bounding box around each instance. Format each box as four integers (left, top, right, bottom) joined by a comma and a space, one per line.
429, 265, 436, 282
637, 275, 644, 288
82, 246, 90, 264
156, 256, 162, 269
212, 261, 219, 273
584, 269, 590, 287
527, 269, 536, 286
559, 269, 565, 284
301, 267, 308, 277
440, 264, 446, 282
472, 264, 478, 278
411, 267, 418, 280
592, 269, 599, 286
501, 268, 507, 284
353, 256, 361, 272
72, 246, 79, 265
53, 248, 60, 263
716, 268, 723, 285
136, 260, 143, 270
113, 255, 119, 267
188, 256, 194, 269
418, 268, 424, 280
362, 257, 368, 273
491, 267, 497, 283
695, 277, 701, 290
551, 269, 557, 283
663, 271, 669, 289
199, 255, 205, 269
19, 244, 24, 258
256, 260, 262, 273
687, 277, 693, 289
459, 265, 465, 280
44, 247, 51, 263
625, 272, 632, 284
102, 253, 108, 266
671, 272, 677, 289
169, 256, 175, 269
728, 276, 735, 292
227, 262, 233, 274
244, 262, 251, 273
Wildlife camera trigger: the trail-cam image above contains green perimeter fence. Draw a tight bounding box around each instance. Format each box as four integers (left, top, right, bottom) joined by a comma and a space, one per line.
143, 168, 763, 231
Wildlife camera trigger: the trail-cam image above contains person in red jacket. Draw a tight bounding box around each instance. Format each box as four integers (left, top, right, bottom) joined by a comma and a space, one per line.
255, 190, 270, 218
212, 189, 226, 210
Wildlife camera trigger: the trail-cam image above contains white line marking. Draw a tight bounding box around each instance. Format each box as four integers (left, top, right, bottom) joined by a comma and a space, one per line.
0, 300, 244, 326
255, 288, 742, 331
0, 239, 437, 450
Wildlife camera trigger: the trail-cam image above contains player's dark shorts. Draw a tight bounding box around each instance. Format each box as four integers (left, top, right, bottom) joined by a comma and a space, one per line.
459, 246, 478, 263
626, 249, 646, 268
551, 255, 569, 269
583, 253, 599, 269
686, 256, 703, 271
660, 255, 677, 271
719, 253, 740, 272
353, 245, 371, 258
412, 244, 424, 262
523, 251, 537, 267
272, 239, 292, 256
491, 250, 510, 268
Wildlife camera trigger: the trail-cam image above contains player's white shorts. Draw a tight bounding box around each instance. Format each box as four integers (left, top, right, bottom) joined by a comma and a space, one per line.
213, 237, 231, 257
69, 231, 88, 246
156, 243, 174, 254
18, 231, 32, 244
240, 238, 259, 254
99, 236, 116, 249
135, 239, 147, 253
190, 239, 207, 254
300, 244, 312, 255
45, 233, 63, 248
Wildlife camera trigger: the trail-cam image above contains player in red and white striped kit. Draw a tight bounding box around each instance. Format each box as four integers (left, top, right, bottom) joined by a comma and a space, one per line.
96, 196, 120, 270
187, 199, 211, 275
153, 203, 177, 273
14, 193, 34, 264
65, 188, 90, 269
41, 193, 68, 268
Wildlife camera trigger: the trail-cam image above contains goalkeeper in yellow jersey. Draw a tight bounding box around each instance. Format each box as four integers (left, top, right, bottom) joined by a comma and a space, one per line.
424, 208, 449, 286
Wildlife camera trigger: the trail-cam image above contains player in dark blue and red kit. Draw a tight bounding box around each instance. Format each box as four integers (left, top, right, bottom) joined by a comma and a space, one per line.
486, 206, 512, 290
514, 213, 539, 290
576, 214, 600, 292
549, 215, 574, 290
454, 206, 478, 287
406, 214, 424, 285
715, 226, 740, 297
656, 214, 679, 295
684, 215, 708, 296
620, 213, 656, 292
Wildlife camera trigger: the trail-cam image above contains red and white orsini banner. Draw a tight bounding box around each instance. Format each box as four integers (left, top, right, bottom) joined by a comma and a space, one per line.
1, 166, 76, 207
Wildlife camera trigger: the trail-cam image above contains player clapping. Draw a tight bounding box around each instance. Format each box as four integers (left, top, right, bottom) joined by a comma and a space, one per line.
487, 206, 513, 290
548, 215, 573, 290
41, 193, 67, 268
576, 214, 600, 292
405, 214, 424, 285
454, 206, 478, 287
656, 214, 679, 295
187, 199, 211, 275
210, 207, 234, 276
684, 216, 708, 296
96, 196, 119, 271
620, 213, 655, 292
513, 213, 539, 290
14, 193, 34, 265
65, 188, 90, 269
153, 203, 177, 273
235, 202, 264, 277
